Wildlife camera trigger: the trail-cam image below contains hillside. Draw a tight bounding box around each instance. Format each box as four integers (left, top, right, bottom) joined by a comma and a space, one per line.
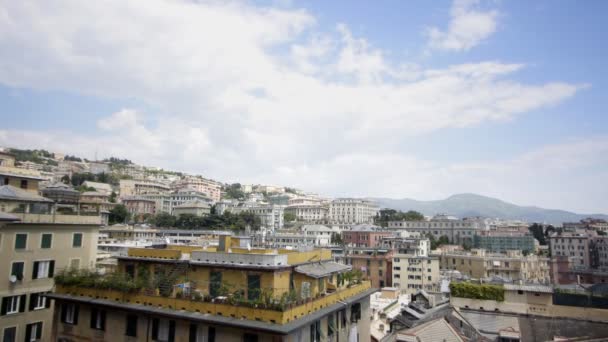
371, 193, 608, 225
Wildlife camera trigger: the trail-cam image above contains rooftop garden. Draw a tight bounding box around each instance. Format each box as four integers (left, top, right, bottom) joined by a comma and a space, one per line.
449, 282, 505, 301
54, 269, 367, 312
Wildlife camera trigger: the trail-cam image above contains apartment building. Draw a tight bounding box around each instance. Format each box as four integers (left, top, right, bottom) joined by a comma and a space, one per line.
121, 196, 156, 220
328, 198, 379, 226
342, 225, 394, 248
0, 153, 44, 195
284, 204, 328, 223
172, 200, 211, 217
549, 230, 593, 268
439, 249, 550, 283
0, 210, 100, 342
387, 215, 481, 245
140, 189, 212, 216
334, 247, 394, 289
392, 255, 440, 294
473, 230, 536, 254
48, 236, 373, 342
173, 176, 221, 202
249, 204, 286, 231
379, 236, 430, 257
119, 179, 170, 197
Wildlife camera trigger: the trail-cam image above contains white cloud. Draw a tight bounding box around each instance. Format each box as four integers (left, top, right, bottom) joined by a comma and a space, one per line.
0, 0, 598, 212
427, 0, 499, 51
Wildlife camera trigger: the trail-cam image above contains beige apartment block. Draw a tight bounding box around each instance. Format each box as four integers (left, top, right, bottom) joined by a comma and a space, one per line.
0, 218, 99, 342
392, 255, 440, 294
439, 249, 550, 283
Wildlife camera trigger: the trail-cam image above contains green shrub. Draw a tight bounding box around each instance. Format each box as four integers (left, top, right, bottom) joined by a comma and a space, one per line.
449, 282, 505, 301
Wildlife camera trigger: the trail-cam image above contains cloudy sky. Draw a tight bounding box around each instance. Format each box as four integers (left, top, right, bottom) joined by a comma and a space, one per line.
1, 0, 606, 213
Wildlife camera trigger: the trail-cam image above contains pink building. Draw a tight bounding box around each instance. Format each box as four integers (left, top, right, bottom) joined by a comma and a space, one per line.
342, 225, 394, 248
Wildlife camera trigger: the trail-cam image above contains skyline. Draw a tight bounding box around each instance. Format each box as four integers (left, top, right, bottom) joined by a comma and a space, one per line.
1, 0, 607, 213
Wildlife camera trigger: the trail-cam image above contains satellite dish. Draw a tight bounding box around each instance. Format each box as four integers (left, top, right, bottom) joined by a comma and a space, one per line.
9, 275, 17, 283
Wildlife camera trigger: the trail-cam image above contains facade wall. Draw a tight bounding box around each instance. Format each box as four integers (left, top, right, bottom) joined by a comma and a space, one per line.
342, 231, 393, 248
392, 256, 440, 294
328, 199, 378, 225
51, 297, 371, 342
0, 222, 98, 342
549, 234, 591, 268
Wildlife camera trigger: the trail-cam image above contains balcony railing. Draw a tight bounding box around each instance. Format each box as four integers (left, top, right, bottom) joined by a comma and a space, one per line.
54, 281, 371, 324
12, 212, 102, 225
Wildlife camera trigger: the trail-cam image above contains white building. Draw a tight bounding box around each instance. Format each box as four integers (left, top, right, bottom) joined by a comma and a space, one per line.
387, 214, 482, 245
172, 176, 221, 202
119, 179, 170, 197
392, 255, 441, 294
284, 204, 328, 222
329, 198, 379, 225
249, 204, 286, 230
140, 189, 212, 215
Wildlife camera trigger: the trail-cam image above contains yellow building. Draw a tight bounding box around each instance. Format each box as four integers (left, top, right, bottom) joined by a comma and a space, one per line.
0, 214, 100, 342
49, 236, 374, 342
439, 249, 550, 283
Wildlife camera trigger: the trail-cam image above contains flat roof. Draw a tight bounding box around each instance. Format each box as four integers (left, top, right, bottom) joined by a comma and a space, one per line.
47, 288, 376, 335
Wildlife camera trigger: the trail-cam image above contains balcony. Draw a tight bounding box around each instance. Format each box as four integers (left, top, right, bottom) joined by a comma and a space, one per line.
128, 248, 183, 260
54, 280, 371, 324
12, 212, 102, 225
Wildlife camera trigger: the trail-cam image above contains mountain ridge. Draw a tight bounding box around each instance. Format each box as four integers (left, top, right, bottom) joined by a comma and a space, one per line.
370, 193, 608, 225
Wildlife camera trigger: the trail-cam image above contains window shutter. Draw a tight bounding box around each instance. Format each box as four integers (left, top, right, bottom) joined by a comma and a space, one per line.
32, 261, 39, 279
168, 320, 176, 342
25, 324, 32, 342
19, 294, 26, 312
73, 305, 79, 324
100, 310, 106, 330
49, 260, 55, 277
151, 318, 159, 340
45, 294, 51, 308
189, 324, 197, 342
1, 297, 8, 315
30, 293, 38, 311
60, 303, 67, 322
90, 308, 98, 329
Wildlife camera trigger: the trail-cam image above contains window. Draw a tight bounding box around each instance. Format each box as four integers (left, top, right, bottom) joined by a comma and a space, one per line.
90, 308, 106, 330
32, 260, 55, 279
20, 180, 28, 189
208, 327, 215, 342
378, 269, 383, 277
350, 303, 361, 323
328, 313, 336, 337
394, 274, 400, 279
151, 318, 175, 341
10, 261, 24, 281
25, 322, 43, 341
247, 274, 261, 301
1, 295, 25, 315
209, 271, 222, 297
61, 303, 79, 324
14, 234, 27, 250
310, 321, 321, 342
72, 233, 83, 248
125, 314, 137, 337
243, 333, 258, 342
2, 327, 16, 342
339, 309, 347, 329
40, 234, 52, 249
29, 293, 50, 311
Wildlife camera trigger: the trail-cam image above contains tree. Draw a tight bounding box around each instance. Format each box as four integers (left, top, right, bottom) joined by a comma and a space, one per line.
528, 223, 547, 245
374, 209, 424, 227
152, 213, 177, 228
60, 175, 71, 184
437, 235, 450, 246
284, 212, 296, 222
109, 205, 130, 225
331, 232, 343, 245
109, 191, 117, 203
224, 183, 245, 200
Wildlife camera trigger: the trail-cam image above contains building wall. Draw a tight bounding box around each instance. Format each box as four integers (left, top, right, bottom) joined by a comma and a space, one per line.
328, 199, 378, 225
0, 222, 98, 342
342, 231, 393, 248
392, 256, 440, 294
549, 234, 591, 268
51, 296, 371, 342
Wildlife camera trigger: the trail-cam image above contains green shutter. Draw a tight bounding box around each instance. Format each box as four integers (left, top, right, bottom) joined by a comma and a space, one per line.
41, 234, 52, 248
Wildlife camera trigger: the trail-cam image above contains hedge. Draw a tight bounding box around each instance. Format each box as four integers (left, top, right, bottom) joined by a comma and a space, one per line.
449, 282, 505, 301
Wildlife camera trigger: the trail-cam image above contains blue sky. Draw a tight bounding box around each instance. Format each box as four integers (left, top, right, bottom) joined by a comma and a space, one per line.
0, 0, 606, 214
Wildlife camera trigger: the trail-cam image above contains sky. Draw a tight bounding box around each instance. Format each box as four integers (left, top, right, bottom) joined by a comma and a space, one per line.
0, 0, 607, 214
